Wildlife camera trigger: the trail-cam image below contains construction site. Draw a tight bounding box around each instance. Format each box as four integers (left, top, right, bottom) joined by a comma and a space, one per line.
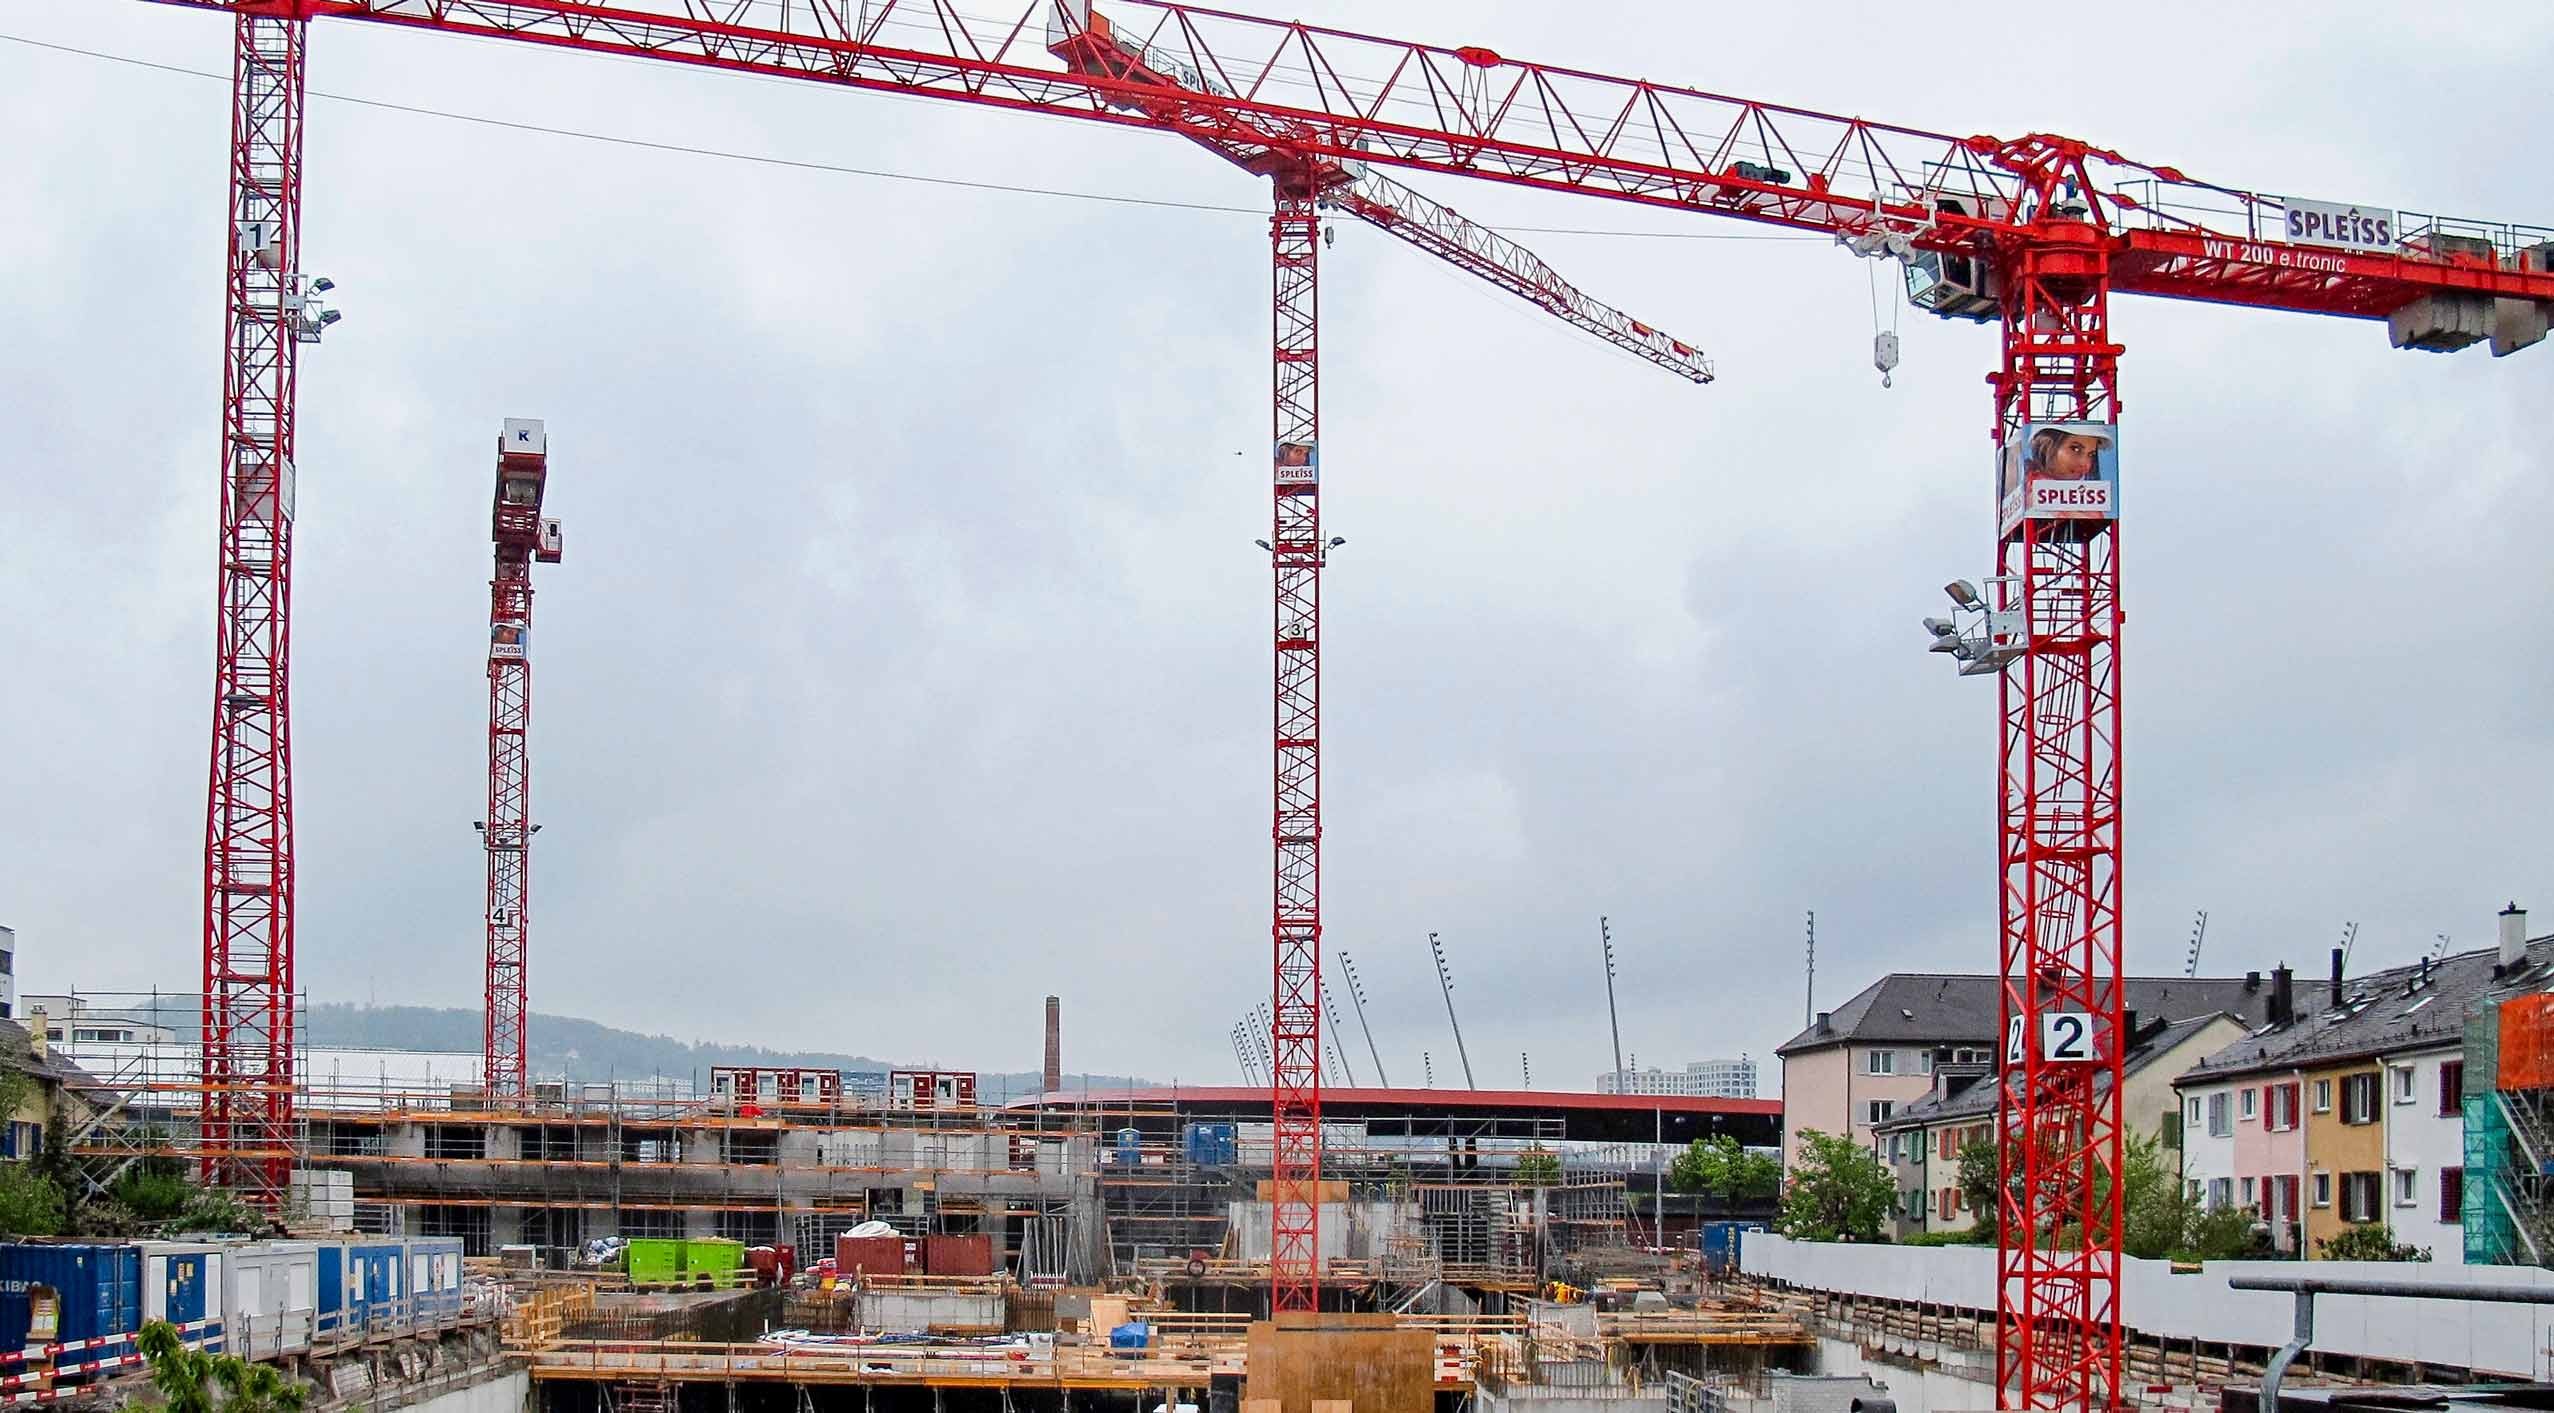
8, 1, 2553, 1413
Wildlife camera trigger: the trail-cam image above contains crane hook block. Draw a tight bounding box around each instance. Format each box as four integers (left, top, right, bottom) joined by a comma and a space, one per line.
1874, 330, 1902, 388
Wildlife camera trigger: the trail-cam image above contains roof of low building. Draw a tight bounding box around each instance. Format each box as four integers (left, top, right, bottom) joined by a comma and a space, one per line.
1775, 972, 2277, 1057
1871, 1012, 2239, 1133
0, 1017, 101, 1092
2174, 934, 2554, 1087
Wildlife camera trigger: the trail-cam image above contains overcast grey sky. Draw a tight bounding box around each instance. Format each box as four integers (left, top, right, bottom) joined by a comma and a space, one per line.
4, 1, 2549, 1092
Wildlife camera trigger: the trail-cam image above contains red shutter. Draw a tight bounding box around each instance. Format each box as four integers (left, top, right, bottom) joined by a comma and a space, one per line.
2442, 1063, 2464, 1116
1940, 1128, 1954, 1161
2442, 1168, 2465, 1225
1939, 1188, 1955, 1220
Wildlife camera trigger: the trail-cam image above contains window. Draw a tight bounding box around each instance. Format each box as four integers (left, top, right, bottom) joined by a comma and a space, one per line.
2275, 1176, 2301, 1225
2208, 1177, 2233, 1209
2240, 1088, 2258, 1120
2393, 1168, 2418, 1207
2392, 1065, 2417, 1104
2341, 1171, 2383, 1222
2313, 1172, 2333, 1207
2186, 1097, 2202, 1125
2341, 1073, 2381, 1125
2207, 1092, 2233, 1137
2241, 1176, 2257, 1206
2313, 1079, 2333, 1113
2442, 1062, 2466, 1115
1866, 1099, 1895, 1125
1867, 1050, 1897, 1075
1888, 1134, 1904, 1163
1938, 1188, 1956, 1221
2441, 1169, 2464, 1225
1939, 1129, 1956, 1162
1914, 1051, 1935, 1075
2268, 1083, 2301, 1132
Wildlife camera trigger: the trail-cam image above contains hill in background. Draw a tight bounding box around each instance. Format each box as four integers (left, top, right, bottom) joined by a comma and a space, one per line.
306, 1002, 1156, 1103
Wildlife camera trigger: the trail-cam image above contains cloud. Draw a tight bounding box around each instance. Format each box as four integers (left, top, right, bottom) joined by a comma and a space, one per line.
2, 0, 2549, 1097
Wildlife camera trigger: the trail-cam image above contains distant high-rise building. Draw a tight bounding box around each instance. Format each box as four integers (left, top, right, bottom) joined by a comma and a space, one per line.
0, 926, 14, 1019
1598, 1055, 1757, 1099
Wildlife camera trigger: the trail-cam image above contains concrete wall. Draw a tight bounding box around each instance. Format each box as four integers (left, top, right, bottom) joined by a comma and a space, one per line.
406, 1371, 528, 1413
860, 1291, 1004, 1334
2384, 1045, 2466, 1261
1743, 1232, 2554, 1377
1226, 1201, 1412, 1262
1781, 1048, 1847, 1167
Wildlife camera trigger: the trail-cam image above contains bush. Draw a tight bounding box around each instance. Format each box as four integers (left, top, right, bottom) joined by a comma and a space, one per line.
0, 1165, 65, 1238
1899, 1228, 1992, 1247
114, 1167, 194, 1221
2315, 1221, 2430, 1262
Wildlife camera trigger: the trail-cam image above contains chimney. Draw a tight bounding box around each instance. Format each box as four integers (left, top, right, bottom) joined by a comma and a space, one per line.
24, 1005, 45, 1063
1042, 996, 1061, 1095
1815, 1011, 1833, 1036
2270, 966, 2294, 1028
2244, 970, 2262, 992
2122, 1010, 2141, 1048
2501, 902, 2529, 972
2329, 946, 2346, 1010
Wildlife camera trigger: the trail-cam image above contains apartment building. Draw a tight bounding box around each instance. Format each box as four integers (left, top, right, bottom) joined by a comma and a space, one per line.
1778, 971, 2274, 1165
2175, 930, 2527, 1262
1875, 1011, 2247, 1240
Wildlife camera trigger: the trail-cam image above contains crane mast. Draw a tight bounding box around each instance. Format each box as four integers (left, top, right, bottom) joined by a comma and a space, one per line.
1988, 145, 2125, 1410
482, 419, 562, 1104
199, 11, 311, 1209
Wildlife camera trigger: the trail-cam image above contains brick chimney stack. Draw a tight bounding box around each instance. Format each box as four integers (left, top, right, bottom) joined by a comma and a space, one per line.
1042, 996, 1061, 1096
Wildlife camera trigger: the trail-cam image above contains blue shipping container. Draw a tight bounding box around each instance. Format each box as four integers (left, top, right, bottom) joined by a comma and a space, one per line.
1694, 1221, 1765, 1272
0, 1244, 143, 1357
406, 1238, 465, 1325
138, 1241, 226, 1348
1182, 1123, 1237, 1166
341, 1240, 407, 1336
1114, 1128, 1141, 1166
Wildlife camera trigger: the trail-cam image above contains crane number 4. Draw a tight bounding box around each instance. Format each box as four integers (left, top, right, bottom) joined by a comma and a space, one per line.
2007, 1013, 2098, 1064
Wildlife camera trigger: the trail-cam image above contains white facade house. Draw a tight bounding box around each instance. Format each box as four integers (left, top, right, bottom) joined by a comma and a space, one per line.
2380, 1042, 2468, 1261
2175, 1070, 2241, 1214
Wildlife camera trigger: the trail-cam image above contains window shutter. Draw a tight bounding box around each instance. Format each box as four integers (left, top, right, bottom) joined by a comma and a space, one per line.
2442, 1168, 2464, 1225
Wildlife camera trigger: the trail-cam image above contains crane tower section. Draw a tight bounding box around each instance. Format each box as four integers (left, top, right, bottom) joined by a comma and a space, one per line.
1976, 147, 2126, 1411
483, 417, 561, 1103
200, 12, 310, 1208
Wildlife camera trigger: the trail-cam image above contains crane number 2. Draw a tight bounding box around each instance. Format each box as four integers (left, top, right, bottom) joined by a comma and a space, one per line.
2008, 1013, 2098, 1063
2041, 1012, 2097, 1063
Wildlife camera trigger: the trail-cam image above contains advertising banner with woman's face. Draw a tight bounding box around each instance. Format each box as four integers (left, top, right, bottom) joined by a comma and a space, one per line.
1998, 421, 2119, 535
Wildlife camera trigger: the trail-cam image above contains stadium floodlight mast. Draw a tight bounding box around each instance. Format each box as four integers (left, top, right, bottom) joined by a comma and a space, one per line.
1923, 577, 2026, 676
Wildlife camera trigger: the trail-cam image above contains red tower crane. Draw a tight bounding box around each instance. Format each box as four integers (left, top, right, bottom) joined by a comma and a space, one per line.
480, 418, 563, 1103
142, 0, 2553, 1389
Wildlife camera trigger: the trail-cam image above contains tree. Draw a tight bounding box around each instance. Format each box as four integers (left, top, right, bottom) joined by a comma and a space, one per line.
1670, 1137, 1780, 1201
1956, 1139, 2000, 1239
0, 1164, 64, 1237
135, 1320, 309, 1413
1514, 1148, 1561, 1186
2316, 1222, 2431, 1262
1777, 1130, 1898, 1241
